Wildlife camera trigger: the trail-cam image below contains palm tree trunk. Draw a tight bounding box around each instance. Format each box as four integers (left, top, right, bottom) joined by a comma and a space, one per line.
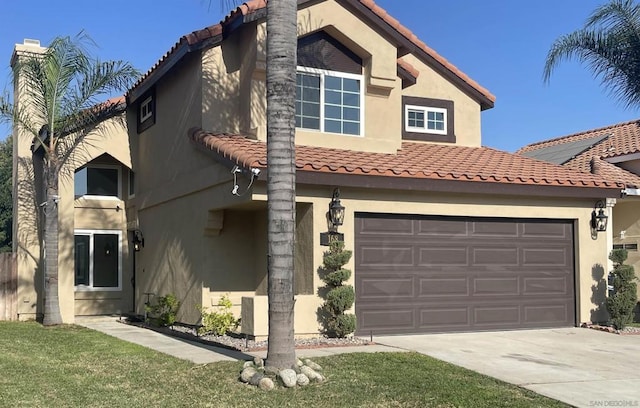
265, 0, 297, 370
42, 162, 62, 325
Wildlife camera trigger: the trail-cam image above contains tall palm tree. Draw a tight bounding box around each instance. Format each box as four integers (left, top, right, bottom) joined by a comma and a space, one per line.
0, 33, 139, 325
265, 0, 298, 370
544, 0, 640, 108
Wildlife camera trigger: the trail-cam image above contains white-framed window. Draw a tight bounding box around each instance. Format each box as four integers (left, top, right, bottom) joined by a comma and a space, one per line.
128, 170, 135, 198
139, 96, 153, 123
295, 67, 363, 136
74, 229, 122, 291
74, 164, 121, 199
405, 105, 447, 135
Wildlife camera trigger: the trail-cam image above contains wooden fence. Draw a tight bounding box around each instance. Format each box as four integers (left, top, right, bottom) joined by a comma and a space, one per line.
0, 253, 17, 321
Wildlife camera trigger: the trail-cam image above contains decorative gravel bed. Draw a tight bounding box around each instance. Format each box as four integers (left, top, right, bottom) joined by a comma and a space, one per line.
123, 319, 372, 351
581, 322, 640, 335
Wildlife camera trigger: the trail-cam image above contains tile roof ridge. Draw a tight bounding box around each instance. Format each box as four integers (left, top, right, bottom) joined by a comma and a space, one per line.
521, 118, 640, 150
130, 1, 267, 94
358, 0, 495, 104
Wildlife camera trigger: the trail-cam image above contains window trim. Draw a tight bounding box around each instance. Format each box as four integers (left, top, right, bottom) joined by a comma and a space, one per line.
137, 90, 156, 133
402, 96, 455, 143
296, 66, 365, 137
405, 105, 447, 135
74, 229, 123, 292
74, 164, 122, 200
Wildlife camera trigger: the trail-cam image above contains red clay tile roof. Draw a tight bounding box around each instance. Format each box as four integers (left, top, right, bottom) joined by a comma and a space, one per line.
129, 0, 494, 107
517, 119, 640, 188
397, 58, 419, 80
189, 128, 622, 192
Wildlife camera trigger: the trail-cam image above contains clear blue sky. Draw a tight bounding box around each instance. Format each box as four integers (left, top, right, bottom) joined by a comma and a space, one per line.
1, 0, 637, 152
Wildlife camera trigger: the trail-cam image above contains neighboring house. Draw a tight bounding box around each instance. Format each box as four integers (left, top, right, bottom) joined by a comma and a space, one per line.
12, 0, 623, 337
518, 119, 640, 301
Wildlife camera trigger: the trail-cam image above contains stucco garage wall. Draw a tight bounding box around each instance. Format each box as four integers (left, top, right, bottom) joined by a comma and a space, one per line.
248, 184, 610, 336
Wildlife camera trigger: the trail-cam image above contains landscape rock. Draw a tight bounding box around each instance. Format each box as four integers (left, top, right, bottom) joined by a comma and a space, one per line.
296, 373, 310, 386
243, 361, 254, 369
296, 358, 304, 367
279, 369, 298, 388
240, 367, 257, 383
300, 365, 322, 382
253, 356, 264, 368
304, 359, 322, 371
249, 372, 265, 386
259, 377, 275, 391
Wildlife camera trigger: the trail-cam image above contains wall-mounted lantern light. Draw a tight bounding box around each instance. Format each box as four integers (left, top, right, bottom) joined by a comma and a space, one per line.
591, 200, 609, 233
321, 188, 346, 246
329, 188, 345, 230
133, 230, 145, 252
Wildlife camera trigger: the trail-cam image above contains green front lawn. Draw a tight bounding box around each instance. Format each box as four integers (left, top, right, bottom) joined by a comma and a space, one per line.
0, 322, 567, 407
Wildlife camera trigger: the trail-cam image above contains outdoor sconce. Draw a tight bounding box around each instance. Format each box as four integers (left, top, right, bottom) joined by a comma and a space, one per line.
591, 201, 609, 234
133, 230, 145, 252
321, 188, 345, 246
329, 188, 345, 230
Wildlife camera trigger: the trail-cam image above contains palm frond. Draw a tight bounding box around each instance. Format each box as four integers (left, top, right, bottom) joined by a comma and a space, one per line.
544, 0, 640, 109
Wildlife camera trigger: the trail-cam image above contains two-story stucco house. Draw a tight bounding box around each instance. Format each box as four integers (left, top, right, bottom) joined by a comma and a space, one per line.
12, 0, 623, 337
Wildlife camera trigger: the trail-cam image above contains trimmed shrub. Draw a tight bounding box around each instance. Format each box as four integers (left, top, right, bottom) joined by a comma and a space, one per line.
146, 293, 180, 327
198, 294, 240, 336
319, 241, 356, 338
607, 249, 638, 330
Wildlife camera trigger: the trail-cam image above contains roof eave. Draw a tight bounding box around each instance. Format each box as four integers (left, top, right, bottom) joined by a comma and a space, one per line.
296, 170, 623, 199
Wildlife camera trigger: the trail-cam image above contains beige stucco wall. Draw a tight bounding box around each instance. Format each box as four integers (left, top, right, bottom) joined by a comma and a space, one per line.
12, 41, 133, 322
196, 0, 483, 155
401, 53, 482, 147
131, 52, 206, 197
56, 117, 133, 322
13, 115, 132, 322
612, 198, 640, 300
237, 184, 611, 337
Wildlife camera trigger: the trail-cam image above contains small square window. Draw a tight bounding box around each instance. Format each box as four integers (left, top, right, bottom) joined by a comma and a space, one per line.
404, 105, 447, 135
137, 92, 156, 133
75, 166, 121, 199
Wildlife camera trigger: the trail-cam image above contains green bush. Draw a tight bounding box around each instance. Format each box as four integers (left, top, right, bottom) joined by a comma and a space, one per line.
319, 240, 356, 338
327, 314, 357, 338
198, 295, 240, 336
146, 293, 180, 327
326, 285, 355, 314
607, 249, 638, 330
324, 268, 352, 287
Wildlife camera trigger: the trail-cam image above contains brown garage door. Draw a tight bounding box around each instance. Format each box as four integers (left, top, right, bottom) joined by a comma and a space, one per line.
355, 214, 576, 335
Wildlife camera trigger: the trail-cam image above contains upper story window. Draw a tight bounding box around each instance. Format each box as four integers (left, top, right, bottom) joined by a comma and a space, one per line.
402, 96, 455, 143
296, 31, 363, 137
296, 68, 363, 136
137, 90, 155, 133
75, 164, 121, 199
405, 105, 447, 135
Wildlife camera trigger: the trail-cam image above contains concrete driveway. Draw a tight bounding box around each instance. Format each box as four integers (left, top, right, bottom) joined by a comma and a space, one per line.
374, 328, 640, 408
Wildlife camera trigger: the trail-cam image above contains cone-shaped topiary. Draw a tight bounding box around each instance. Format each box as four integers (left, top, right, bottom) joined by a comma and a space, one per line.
607, 249, 638, 330
319, 241, 356, 337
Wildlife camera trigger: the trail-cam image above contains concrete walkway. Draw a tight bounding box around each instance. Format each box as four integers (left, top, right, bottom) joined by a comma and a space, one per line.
374, 328, 640, 408
76, 317, 398, 364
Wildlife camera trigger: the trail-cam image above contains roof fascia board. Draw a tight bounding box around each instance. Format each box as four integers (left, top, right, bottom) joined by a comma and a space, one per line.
128, 44, 189, 103
296, 170, 622, 199
337, 0, 494, 110
606, 152, 640, 164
